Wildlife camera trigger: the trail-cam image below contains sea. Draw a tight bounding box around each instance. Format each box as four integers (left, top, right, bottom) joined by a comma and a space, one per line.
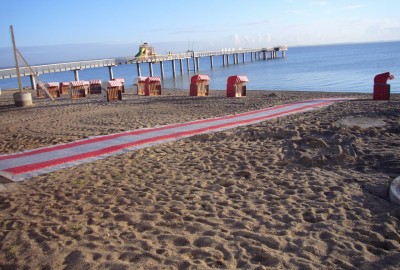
0, 41, 399, 93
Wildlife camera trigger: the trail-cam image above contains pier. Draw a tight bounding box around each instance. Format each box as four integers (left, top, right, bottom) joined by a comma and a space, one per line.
0, 46, 287, 90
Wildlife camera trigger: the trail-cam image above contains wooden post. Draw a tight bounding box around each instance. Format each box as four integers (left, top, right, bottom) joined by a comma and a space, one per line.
196, 57, 200, 71
179, 59, 183, 74
186, 58, 190, 72
108, 66, 114, 80
160, 61, 164, 78
171, 60, 176, 77
137, 62, 141, 77
210, 56, 214, 68
222, 54, 225, 66
149, 62, 153, 77
74, 69, 80, 81
10, 25, 23, 93
29, 74, 37, 90
242, 53, 245, 63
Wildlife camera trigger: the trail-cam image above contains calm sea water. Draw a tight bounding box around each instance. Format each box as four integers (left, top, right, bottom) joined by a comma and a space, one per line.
1, 41, 399, 93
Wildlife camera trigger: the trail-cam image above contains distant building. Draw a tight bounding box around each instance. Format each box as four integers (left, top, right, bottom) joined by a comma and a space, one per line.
135, 42, 156, 59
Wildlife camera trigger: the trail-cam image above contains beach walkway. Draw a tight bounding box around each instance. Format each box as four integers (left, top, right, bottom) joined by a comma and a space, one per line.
0, 98, 350, 182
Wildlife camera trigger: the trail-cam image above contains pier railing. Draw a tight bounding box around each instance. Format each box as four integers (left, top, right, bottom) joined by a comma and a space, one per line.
0, 59, 117, 79
0, 46, 287, 80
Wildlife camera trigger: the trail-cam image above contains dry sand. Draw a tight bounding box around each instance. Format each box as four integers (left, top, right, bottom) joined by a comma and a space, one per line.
0, 89, 399, 269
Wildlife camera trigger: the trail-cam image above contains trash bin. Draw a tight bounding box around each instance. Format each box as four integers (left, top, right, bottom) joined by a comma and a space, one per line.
190, 75, 210, 96
373, 72, 394, 100
145, 77, 161, 96
227, 75, 248, 97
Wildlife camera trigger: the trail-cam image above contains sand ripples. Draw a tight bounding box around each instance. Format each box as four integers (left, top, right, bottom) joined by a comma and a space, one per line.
1, 90, 400, 269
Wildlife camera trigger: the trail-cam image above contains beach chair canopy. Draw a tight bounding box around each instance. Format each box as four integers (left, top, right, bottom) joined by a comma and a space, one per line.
108, 80, 123, 87
191, 74, 210, 84
374, 72, 395, 84
227, 75, 249, 85
69, 81, 89, 87
113, 78, 125, 83
45, 82, 59, 87
137, 76, 148, 82
146, 77, 161, 83
89, 79, 102, 85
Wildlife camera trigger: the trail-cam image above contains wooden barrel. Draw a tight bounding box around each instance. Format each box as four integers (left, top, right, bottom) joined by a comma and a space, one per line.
13, 92, 33, 107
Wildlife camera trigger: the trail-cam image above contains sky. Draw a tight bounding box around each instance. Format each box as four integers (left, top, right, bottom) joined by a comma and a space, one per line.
1, 0, 400, 66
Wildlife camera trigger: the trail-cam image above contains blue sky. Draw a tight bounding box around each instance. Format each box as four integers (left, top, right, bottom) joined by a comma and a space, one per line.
1, 0, 399, 65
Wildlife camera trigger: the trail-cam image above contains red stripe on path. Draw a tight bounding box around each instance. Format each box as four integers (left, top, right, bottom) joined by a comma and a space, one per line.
0, 98, 352, 181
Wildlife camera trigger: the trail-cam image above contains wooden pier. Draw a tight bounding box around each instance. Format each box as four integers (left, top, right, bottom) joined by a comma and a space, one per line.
0, 46, 287, 90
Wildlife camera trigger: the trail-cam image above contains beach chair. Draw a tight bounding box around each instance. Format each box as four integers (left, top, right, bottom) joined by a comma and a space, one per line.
227, 75, 248, 97
103, 80, 122, 102
59, 82, 69, 95
190, 75, 210, 96
136, 76, 147, 95
45, 82, 61, 98
69, 81, 89, 99
144, 77, 161, 96
89, 80, 102, 94
112, 78, 125, 93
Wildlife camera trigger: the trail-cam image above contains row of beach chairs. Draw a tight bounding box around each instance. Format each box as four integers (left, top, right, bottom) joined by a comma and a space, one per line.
37, 74, 249, 102
36, 78, 125, 101
136, 75, 248, 97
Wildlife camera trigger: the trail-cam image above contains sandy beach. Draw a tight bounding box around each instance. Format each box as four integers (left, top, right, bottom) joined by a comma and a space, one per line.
0, 88, 399, 269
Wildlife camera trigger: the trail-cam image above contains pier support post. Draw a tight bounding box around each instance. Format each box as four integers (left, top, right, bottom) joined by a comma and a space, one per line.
242, 53, 245, 63
263, 51, 267, 60
108, 66, 114, 80
149, 62, 153, 77
186, 58, 190, 72
282, 51, 286, 58
160, 61, 164, 79
29, 74, 37, 90
222, 54, 225, 66
179, 59, 183, 74
226, 54, 229, 65
192, 57, 196, 72
250, 53, 253, 62
136, 63, 141, 77
210, 56, 214, 69
74, 69, 80, 81
196, 57, 200, 71
171, 60, 176, 77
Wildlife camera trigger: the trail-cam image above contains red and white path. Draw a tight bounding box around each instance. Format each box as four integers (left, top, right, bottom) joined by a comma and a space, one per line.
0, 98, 351, 181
